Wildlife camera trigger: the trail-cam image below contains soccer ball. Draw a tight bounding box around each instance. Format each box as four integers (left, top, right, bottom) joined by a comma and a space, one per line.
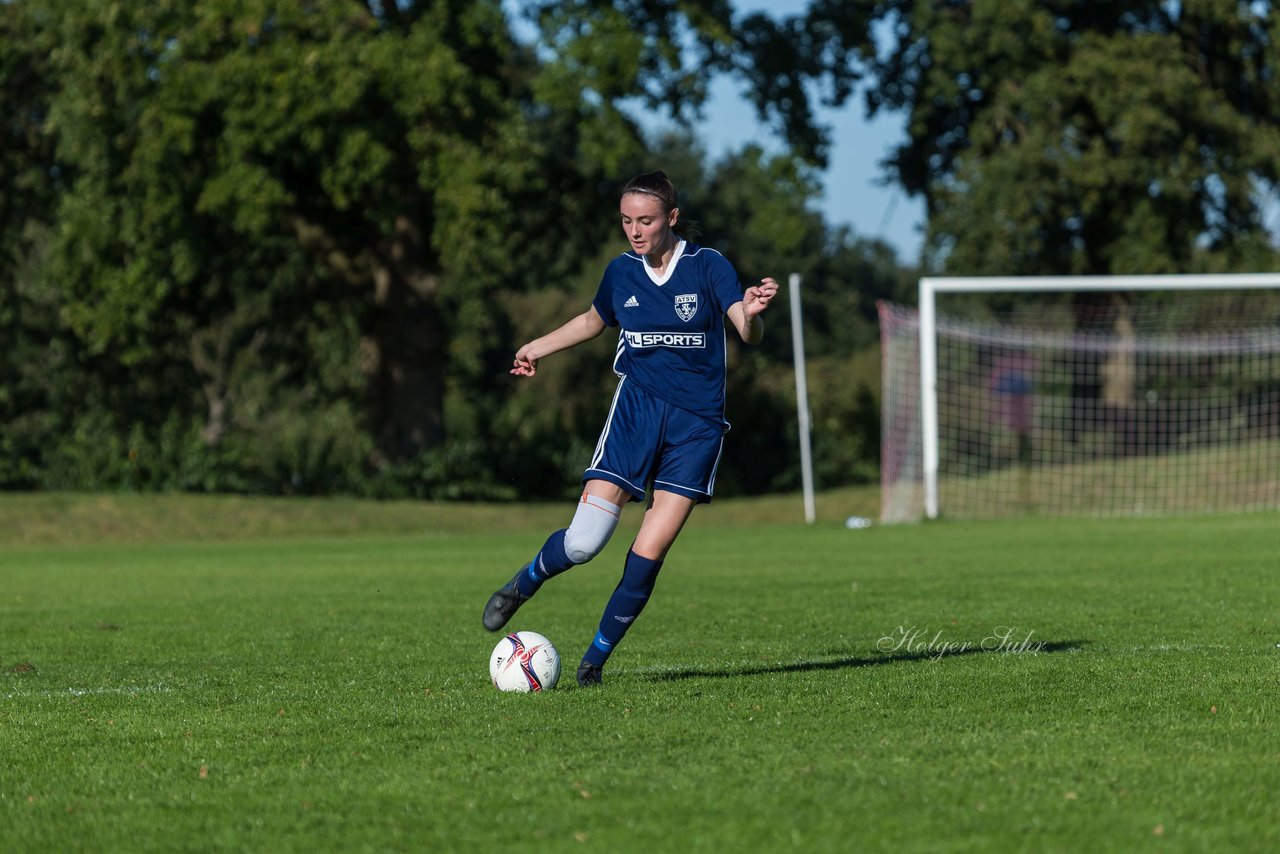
489, 631, 561, 692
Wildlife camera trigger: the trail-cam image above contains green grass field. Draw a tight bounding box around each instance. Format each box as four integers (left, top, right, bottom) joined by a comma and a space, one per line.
2, 493, 1277, 851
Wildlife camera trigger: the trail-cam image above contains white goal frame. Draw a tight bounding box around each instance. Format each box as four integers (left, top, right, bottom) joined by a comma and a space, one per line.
919, 273, 1280, 519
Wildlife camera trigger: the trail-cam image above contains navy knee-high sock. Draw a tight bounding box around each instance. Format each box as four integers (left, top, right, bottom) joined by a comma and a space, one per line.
514, 529, 574, 597
582, 550, 663, 668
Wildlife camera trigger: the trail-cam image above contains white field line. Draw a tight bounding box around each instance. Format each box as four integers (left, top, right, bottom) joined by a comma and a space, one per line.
3, 683, 175, 700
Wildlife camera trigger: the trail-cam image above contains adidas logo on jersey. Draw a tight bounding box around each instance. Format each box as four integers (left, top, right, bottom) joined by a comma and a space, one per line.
624, 295, 639, 308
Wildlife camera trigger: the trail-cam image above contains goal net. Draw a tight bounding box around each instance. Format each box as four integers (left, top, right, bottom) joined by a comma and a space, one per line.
880, 275, 1280, 522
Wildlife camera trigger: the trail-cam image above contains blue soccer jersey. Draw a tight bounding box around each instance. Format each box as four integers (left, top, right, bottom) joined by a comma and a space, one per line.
591, 240, 746, 422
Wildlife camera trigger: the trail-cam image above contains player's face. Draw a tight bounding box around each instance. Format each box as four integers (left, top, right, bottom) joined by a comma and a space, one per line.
620, 193, 677, 256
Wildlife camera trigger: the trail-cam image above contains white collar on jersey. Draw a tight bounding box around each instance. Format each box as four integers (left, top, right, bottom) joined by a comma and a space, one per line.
642, 239, 686, 286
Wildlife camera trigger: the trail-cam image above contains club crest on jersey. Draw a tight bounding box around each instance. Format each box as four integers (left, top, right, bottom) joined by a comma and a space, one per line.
674, 293, 698, 322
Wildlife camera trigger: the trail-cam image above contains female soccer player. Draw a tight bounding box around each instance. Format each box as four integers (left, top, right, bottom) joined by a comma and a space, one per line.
482, 170, 779, 687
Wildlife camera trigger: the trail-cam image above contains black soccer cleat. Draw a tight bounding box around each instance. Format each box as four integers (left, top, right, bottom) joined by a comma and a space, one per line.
576, 661, 603, 688
482, 571, 531, 632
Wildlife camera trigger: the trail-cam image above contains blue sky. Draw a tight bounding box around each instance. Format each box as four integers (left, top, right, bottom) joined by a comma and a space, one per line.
696, 69, 924, 261
697, 0, 924, 261
502, 0, 924, 260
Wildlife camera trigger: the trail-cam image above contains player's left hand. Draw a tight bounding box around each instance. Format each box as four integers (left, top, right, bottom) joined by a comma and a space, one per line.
743, 277, 779, 318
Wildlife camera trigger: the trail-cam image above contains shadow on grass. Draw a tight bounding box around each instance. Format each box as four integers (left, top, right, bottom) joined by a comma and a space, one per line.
642, 639, 1087, 682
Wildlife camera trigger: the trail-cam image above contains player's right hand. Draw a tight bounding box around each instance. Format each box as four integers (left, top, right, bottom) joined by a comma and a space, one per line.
511, 346, 538, 377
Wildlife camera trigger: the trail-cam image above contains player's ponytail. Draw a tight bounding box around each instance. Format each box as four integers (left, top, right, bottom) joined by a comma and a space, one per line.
621, 170, 701, 240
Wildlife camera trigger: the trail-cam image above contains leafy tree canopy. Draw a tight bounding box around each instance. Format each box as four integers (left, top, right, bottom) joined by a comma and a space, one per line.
861, 0, 1280, 273
0, 0, 899, 497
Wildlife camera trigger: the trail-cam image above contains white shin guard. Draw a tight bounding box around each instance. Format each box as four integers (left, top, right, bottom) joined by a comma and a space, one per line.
563, 493, 622, 564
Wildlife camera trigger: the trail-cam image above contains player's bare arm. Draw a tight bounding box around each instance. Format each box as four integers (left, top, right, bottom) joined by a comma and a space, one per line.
512, 307, 608, 377
727, 276, 780, 345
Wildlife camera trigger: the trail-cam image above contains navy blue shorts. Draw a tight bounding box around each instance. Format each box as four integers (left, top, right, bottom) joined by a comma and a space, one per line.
583, 377, 728, 504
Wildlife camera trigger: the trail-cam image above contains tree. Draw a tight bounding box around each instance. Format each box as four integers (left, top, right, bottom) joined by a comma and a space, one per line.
1, 0, 904, 497
865, 1, 1280, 274
520, 0, 877, 168
0, 2, 68, 487
24, 0, 545, 489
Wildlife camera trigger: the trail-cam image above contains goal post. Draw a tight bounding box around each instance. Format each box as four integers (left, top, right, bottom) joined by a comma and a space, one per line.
881, 273, 1280, 522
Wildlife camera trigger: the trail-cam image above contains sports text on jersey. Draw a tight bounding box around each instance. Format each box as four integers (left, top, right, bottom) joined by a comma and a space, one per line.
624, 330, 707, 348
